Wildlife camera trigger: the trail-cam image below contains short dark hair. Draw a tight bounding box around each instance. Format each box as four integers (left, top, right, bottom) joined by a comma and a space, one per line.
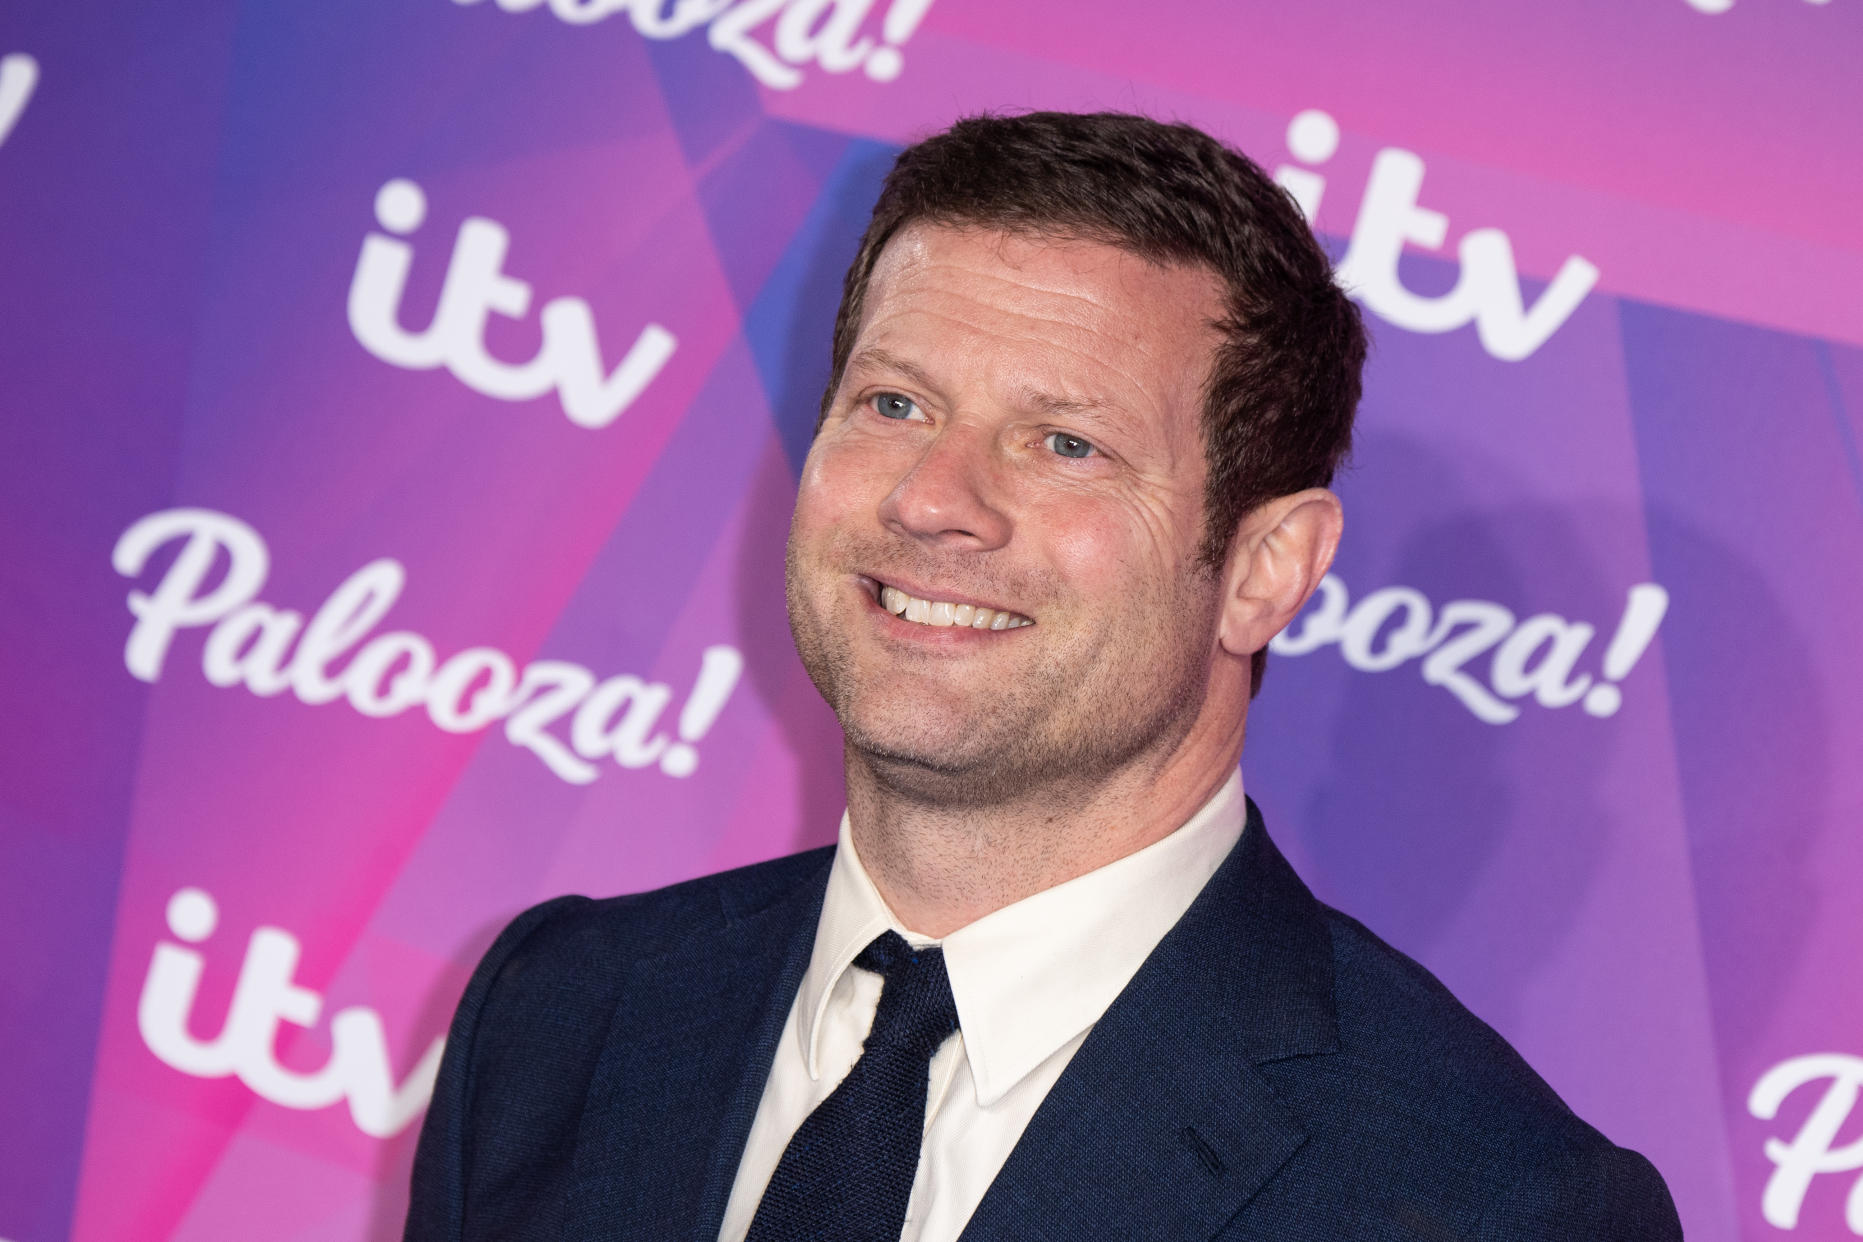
823, 111, 1366, 695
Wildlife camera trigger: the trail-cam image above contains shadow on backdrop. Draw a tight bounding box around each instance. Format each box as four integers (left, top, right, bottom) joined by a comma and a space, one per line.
1253, 427, 1824, 1069
1256, 431, 1616, 1034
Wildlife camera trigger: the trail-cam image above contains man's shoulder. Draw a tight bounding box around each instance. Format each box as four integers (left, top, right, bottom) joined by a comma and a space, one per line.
1313, 904, 1577, 1140
440, 846, 833, 1116
481, 845, 837, 994
410, 849, 836, 1239
1254, 901, 1677, 1237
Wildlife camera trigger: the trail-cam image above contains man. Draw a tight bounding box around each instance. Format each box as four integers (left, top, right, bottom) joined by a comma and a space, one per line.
406, 112, 1681, 1240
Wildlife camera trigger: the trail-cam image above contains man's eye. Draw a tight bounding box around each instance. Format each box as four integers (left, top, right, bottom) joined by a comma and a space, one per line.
1045, 431, 1096, 459
871, 393, 923, 421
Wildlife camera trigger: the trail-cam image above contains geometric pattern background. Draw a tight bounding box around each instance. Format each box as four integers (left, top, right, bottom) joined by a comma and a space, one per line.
2, 2, 1858, 1239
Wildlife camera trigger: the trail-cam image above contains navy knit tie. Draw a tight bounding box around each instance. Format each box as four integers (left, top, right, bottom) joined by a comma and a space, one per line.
745, 931, 960, 1242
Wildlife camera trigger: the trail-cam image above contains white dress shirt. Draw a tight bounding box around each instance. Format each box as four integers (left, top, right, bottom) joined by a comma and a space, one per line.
717, 772, 1247, 1242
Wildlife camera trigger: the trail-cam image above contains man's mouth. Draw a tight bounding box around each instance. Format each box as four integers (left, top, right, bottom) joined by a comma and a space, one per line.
871, 580, 1034, 630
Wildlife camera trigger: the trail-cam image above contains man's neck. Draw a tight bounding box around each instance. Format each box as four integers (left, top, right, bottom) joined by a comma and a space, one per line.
843, 719, 1245, 938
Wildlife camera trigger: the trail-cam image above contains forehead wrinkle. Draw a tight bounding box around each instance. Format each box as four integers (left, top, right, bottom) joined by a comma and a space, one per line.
914, 228, 1223, 326
908, 253, 1151, 339
879, 221, 1225, 323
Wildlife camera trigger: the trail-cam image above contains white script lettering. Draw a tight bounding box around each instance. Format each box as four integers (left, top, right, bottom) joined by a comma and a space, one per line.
1749, 1053, 1863, 1233
1687, 0, 1833, 13
0, 52, 38, 149
1271, 575, 1667, 724
138, 886, 442, 1138
112, 508, 745, 783
449, 0, 935, 89
348, 178, 679, 430
1274, 109, 1599, 361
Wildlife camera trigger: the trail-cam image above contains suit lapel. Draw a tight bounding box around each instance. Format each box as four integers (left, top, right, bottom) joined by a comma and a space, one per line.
564, 856, 831, 1242
960, 801, 1339, 1241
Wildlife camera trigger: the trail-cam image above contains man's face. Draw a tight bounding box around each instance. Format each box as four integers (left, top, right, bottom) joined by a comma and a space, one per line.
785, 223, 1232, 803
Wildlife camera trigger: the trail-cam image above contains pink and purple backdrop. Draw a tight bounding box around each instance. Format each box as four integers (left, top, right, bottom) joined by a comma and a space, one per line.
2, 1, 1859, 1239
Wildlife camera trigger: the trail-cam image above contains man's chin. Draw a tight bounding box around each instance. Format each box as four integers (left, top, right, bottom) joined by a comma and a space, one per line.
843, 719, 991, 776
840, 717, 1028, 802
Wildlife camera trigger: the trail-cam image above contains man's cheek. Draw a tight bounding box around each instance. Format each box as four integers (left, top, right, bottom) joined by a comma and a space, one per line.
1044, 512, 1134, 592
797, 478, 877, 546
790, 490, 859, 572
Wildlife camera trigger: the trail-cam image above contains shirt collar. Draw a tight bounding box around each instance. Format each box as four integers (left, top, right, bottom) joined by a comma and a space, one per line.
796, 771, 1247, 1107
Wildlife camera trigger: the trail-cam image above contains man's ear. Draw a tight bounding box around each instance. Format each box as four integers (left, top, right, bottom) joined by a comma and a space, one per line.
1217, 488, 1343, 659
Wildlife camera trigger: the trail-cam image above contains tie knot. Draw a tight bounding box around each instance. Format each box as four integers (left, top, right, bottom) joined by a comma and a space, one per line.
853, 928, 931, 977
854, 931, 959, 1055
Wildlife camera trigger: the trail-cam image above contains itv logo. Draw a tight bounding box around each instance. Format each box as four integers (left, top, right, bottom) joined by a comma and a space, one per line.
138, 887, 442, 1139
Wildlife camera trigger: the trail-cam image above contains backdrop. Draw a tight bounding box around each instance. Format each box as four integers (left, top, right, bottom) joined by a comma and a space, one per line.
3, 2, 1860, 1239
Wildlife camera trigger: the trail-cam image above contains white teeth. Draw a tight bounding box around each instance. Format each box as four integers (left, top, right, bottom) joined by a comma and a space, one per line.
876, 583, 1031, 630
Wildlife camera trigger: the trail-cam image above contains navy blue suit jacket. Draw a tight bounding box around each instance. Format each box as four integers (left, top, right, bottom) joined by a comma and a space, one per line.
405, 801, 1681, 1240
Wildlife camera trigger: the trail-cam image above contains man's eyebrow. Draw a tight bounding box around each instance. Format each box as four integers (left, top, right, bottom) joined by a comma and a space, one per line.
1016, 385, 1152, 445
844, 348, 939, 393
1022, 389, 1114, 418
845, 348, 1138, 435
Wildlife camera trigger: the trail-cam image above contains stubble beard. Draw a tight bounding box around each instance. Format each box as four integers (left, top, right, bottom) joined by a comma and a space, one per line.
785, 529, 1223, 814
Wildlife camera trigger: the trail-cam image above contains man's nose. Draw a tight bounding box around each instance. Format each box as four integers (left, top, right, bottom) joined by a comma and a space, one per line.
876, 423, 1011, 550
